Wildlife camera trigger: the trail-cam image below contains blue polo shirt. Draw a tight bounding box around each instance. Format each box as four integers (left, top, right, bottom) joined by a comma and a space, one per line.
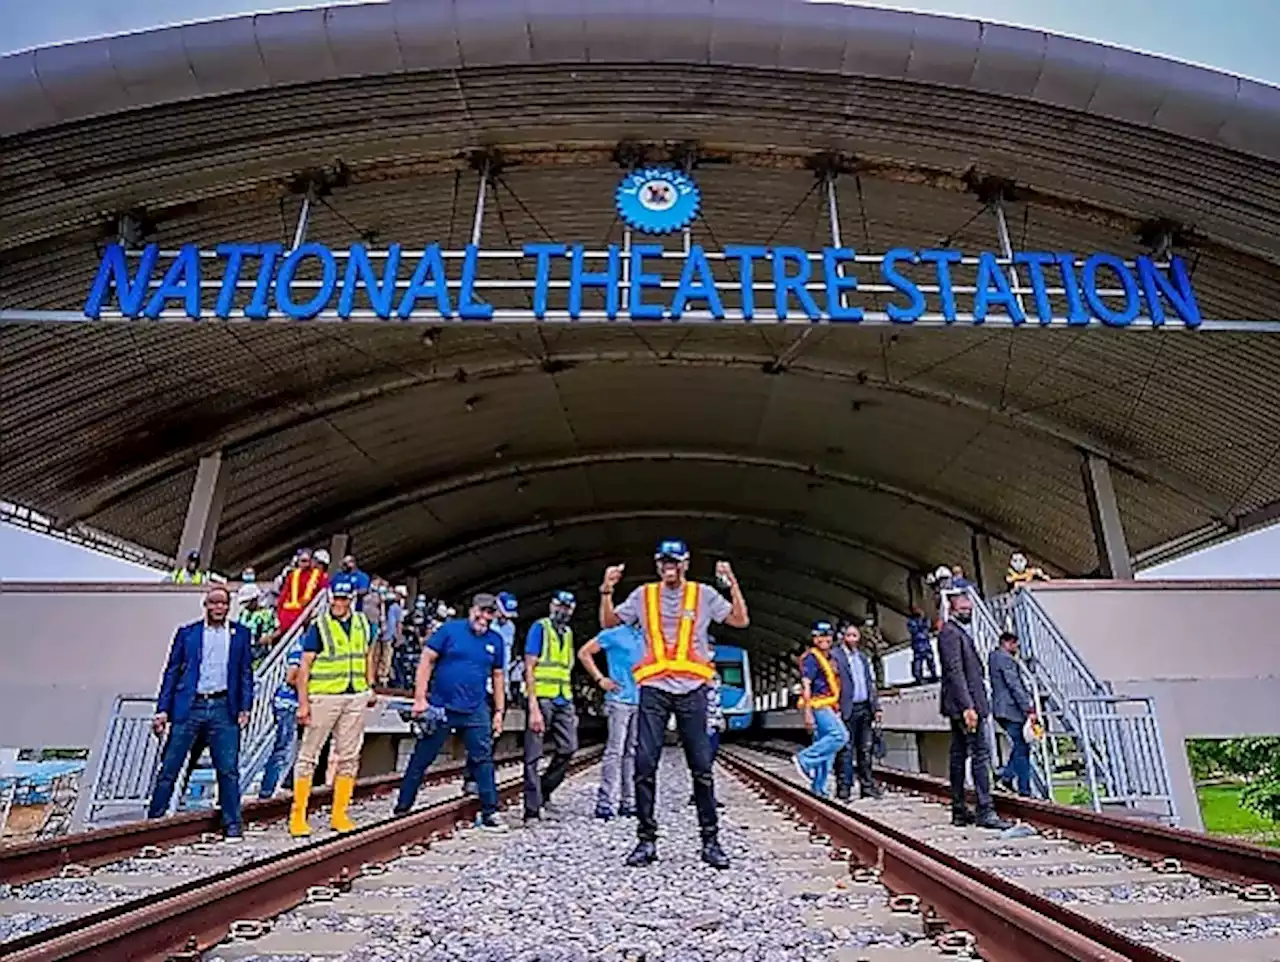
426, 619, 504, 713
801, 649, 839, 704
329, 569, 371, 608
595, 626, 643, 706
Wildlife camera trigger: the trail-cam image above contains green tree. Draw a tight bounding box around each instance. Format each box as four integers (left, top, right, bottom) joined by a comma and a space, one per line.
1189, 738, 1280, 823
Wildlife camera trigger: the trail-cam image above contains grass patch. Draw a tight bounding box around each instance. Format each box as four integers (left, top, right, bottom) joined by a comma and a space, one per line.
1197, 783, 1279, 840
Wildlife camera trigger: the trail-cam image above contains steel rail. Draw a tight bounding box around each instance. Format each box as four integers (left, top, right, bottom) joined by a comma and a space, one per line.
721, 748, 1177, 962
4, 748, 601, 962
869, 765, 1280, 889
1, 752, 521, 886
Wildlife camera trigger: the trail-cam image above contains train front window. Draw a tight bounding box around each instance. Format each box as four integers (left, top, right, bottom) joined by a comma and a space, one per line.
716, 663, 744, 688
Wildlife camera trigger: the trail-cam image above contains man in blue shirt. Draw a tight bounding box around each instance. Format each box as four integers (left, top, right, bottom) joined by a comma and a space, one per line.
907, 607, 937, 684
148, 586, 254, 839
494, 592, 519, 698
258, 635, 304, 798
329, 554, 372, 609
393, 593, 508, 830
792, 621, 850, 798
522, 591, 579, 821
577, 624, 644, 819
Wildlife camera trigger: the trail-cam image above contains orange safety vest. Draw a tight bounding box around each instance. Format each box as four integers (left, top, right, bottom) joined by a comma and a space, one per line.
632, 581, 715, 685
802, 647, 840, 710
281, 567, 322, 612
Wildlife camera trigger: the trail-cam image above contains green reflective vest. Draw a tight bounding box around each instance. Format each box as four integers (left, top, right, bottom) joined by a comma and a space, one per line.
308, 613, 371, 696
169, 568, 207, 585
532, 618, 574, 699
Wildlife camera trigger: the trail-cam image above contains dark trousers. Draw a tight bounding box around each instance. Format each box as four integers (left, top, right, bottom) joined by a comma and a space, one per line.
836, 703, 876, 795
635, 685, 717, 843
910, 648, 937, 683
395, 706, 498, 817
148, 697, 242, 831
998, 717, 1033, 796
523, 698, 579, 815
948, 715, 994, 814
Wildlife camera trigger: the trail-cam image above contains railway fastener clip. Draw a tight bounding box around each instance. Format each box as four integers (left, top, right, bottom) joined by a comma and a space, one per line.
306, 885, 340, 903
137, 845, 165, 860
851, 866, 882, 885
937, 930, 977, 957
1241, 883, 1278, 903
401, 843, 428, 857
361, 861, 389, 875
59, 863, 91, 878
229, 919, 270, 941
1153, 857, 1182, 874
1090, 841, 1117, 855
888, 894, 921, 915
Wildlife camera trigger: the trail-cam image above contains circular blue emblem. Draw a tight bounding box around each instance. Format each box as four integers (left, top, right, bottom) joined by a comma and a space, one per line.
615, 167, 701, 235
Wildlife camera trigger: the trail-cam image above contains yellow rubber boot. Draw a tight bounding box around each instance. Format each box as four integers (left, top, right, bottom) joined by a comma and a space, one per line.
289, 776, 313, 838
330, 774, 357, 834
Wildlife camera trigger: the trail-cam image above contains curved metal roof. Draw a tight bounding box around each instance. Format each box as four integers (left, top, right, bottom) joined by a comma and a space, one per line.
2, 1, 1280, 654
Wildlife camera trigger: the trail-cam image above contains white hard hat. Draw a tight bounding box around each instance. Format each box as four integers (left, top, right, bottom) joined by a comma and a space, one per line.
236, 583, 260, 603
933, 564, 952, 581
314, 548, 331, 565
395, 584, 408, 596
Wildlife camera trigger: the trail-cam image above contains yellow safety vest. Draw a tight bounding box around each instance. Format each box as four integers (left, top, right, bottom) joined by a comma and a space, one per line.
308, 613, 371, 696
169, 568, 207, 585
532, 618, 574, 699
802, 647, 840, 710
632, 581, 714, 685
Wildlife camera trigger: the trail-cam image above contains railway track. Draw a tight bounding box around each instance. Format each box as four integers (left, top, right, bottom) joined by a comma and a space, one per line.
726, 744, 1280, 962
0, 754, 531, 958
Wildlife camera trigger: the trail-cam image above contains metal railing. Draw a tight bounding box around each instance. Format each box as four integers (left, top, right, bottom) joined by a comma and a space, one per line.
81, 590, 328, 828
972, 587, 1176, 822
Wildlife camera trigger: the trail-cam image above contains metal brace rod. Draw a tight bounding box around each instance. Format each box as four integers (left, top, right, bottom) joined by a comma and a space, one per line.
471, 158, 491, 248
290, 191, 313, 252
993, 198, 1027, 320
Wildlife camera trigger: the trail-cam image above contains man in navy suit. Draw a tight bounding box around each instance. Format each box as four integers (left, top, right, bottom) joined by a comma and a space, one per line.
148, 585, 255, 839
831, 622, 882, 800
937, 591, 1010, 831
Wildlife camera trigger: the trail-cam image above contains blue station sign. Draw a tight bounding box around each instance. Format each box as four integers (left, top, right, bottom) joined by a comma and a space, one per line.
81, 168, 1202, 327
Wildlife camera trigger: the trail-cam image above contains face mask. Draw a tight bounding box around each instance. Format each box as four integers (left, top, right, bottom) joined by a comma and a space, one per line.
551, 610, 573, 627
954, 611, 973, 625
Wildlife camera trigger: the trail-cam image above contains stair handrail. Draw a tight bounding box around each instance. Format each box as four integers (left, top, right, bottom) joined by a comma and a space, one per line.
1004, 588, 1109, 701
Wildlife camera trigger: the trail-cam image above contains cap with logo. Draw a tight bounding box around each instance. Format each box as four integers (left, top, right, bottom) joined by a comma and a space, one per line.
811, 620, 835, 636
330, 582, 355, 599
497, 591, 519, 616
654, 539, 690, 562
551, 590, 576, 607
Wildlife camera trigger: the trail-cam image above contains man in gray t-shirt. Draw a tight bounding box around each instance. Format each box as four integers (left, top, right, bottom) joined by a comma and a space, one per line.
599, 538, 749, 871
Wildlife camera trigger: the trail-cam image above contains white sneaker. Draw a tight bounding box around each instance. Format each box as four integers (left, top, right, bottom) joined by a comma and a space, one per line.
793, 754, 812, 784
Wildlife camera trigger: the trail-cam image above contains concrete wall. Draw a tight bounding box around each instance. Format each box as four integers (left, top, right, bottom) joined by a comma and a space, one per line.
1031, 580, 1280, 829
0, 582, 211, 752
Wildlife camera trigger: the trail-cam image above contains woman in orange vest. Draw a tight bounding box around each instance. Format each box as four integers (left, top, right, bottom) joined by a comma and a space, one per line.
793, 621, 850, 798
277, 549, 329, 633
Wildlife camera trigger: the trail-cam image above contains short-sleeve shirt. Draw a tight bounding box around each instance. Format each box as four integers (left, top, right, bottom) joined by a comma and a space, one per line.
525, 620, 574, 706
613, 581, 733, 694
382, 602, 403, 643
595, 626, 645, 705
802, 650, 840, 703
426, 619, 504, 713
329, 570, 372, 608
272, 638, 305, 711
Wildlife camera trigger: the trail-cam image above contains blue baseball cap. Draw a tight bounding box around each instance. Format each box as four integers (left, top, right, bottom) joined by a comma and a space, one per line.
552, 590, 576, 607
330, 582, 355, 599
811, 620, 834, 636
497, 591, 518, 616
655, 539, 690, 562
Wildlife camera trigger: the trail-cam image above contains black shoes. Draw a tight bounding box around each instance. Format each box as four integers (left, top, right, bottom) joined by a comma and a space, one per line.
835, 788, 852, 801
626, 840, 658, 866
974, 809, 1013, 831
701, 837, 730, 870
861, 785, 884, 800
952, 807, 976, 826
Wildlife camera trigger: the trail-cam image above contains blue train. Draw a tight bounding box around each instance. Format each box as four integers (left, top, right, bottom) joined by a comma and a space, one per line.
713, 644, 754, 731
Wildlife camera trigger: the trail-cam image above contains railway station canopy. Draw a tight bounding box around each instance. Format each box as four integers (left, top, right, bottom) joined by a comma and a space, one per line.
3, 0, 1280, 653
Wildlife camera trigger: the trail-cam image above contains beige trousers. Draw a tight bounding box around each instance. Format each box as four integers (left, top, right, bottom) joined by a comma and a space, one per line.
369, 639, 394, 685
296, 693, 367, 780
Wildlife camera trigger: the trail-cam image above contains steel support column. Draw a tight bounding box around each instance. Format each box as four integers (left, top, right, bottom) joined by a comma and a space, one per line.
970, 531, 1006, 599
404, 575, 419, 605
177, 452, 228, 569
328, 532, 351, 567
1081, 453, 1134, 579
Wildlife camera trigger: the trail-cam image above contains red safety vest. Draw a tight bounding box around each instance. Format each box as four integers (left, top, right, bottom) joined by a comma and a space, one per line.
632, 581, 715, 685
802, 647, 840, 710
280, 567, 323, 613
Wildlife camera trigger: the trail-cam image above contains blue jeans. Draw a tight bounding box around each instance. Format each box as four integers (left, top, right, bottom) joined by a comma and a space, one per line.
394, 706, 498, 817
258, 704, 299, 798
148, 697, 242, 832
910, 647, 937, 683
999, 718, 1032, 796
798, 708, 849, 797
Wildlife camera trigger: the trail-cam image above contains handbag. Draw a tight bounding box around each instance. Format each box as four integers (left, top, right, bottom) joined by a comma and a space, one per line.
1023, 716, 1045, 744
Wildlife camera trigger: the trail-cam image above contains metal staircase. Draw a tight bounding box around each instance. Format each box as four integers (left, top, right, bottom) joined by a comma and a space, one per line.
972, 587, 1177, 823
81, 590, 328, 827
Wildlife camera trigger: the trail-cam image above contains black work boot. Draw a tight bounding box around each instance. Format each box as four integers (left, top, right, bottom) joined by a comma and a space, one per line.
974, 808, 1013, 831
861, 784, 884, 800
951, 807, 976, 827
835, 786, 852, 801
626, 840, 658, 866
701, 836, 730, 870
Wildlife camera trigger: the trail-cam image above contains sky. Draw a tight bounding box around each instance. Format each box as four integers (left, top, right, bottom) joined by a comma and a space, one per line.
2, 0, 1278, 581
3, 0, 1280, 88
